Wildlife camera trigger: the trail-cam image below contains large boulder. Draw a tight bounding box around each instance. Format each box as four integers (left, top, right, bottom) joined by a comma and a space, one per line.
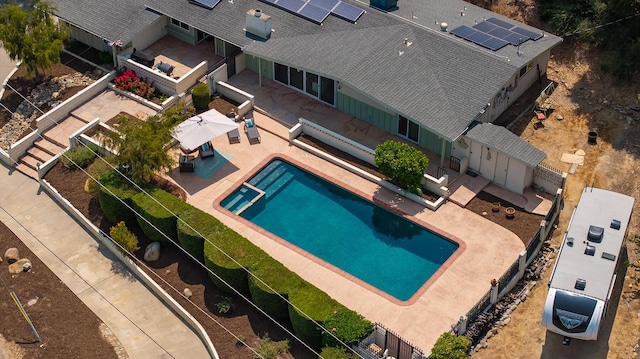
8, 258, 31, 274
4, 248, 19, 263
144, 242, 161, 262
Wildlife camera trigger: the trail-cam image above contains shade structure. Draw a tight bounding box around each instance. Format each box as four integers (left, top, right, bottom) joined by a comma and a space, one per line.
171, 109, 239, 152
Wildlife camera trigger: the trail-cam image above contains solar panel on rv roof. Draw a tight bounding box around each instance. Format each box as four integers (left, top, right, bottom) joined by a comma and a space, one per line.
486, 17, 515, 29
473, 21, 497, 33
331, 1, 364, 22
188, 0, 221, 9
512, 26, 543, 40
276, 0, 306, 12
450, 25, 476, 38
298, 3, 331, 23
309, 0, 340, 10
481, 37, 508, 51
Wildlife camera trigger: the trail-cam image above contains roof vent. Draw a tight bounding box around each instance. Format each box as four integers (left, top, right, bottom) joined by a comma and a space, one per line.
440, 22, 448, 32
588, 225, 604, 242
610, 219, 621, 230
575, 279, 586, 291
246, 9, 272, 39
584, 244, 595, 256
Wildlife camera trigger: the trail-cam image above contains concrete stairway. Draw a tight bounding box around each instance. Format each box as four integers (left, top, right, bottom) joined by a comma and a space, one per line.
14, 114, 90, 179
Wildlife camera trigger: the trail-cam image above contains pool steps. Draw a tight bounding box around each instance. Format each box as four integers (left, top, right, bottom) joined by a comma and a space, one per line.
225, 161, 295, 214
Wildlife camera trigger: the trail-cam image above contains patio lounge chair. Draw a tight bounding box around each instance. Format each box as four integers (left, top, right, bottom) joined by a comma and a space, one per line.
244, 118, 261, 144
226, 112, 241, 144
179, 155, 195, 172
200, 141, 215, 158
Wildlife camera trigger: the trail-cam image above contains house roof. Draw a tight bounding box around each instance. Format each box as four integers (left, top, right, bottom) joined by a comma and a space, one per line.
53, 0, 562, 141
52, 0, 159, 44
465, 122, 546, 167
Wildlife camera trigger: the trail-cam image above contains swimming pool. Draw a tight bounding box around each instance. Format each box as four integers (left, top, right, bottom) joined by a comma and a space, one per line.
221, 159, 459, 301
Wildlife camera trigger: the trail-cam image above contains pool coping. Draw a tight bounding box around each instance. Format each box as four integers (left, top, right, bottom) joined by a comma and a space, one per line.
213, 153, 467, 306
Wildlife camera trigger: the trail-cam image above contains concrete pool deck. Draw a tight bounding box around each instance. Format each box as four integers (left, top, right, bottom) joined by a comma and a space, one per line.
163, 106, 525, 352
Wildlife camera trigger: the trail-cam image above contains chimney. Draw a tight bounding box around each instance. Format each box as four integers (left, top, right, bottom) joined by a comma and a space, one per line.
246, 9, 272, 39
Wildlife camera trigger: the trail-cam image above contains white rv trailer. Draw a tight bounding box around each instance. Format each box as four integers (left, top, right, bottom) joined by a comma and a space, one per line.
542, 187, 635, 341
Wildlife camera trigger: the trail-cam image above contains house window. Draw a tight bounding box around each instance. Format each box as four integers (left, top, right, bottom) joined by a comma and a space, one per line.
289, 67, 304, 91
319, 76, 334, 105
306, 72, 319, 97
274, 63, 288, 85
171, 18, 190, 31
398, 115, 419, 142
519, 66, 527, 78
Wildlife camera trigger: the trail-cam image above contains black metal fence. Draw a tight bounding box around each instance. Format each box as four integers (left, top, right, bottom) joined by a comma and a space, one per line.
356, 323, 423, 359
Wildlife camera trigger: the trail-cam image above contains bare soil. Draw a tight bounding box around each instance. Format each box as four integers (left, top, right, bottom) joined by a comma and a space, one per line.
0, 221, 119, 359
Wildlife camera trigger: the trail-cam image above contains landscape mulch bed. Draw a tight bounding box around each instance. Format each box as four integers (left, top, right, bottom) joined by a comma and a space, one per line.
0, 221, 118, 359
43, 162, 313, 359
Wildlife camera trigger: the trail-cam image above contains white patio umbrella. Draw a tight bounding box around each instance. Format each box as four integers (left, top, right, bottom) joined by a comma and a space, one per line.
171, 109, 239, 152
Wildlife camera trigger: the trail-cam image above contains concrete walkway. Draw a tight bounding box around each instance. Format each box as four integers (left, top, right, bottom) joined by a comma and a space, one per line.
0, 165, 211, 359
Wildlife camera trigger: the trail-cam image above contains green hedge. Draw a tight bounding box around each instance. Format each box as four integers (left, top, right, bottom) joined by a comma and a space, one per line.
98, 170, 139, 224
191, 83, 210, 110
288, 283, 338, 350
203, 226, 267, 294
248, 257, 304, 321
176, 207, 220, 262
132, 188, 189, 244
322, 308, 373, 347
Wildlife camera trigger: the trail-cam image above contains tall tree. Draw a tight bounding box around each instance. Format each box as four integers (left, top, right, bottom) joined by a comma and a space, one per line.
0, 0, 68, 79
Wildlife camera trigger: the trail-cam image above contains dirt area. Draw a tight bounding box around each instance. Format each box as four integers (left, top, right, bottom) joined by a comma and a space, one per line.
104, 112, 143, 129
0, 221, 119, 359
208, 94, 241, 115
43, 162, 312, 359
465, 1, 640, 358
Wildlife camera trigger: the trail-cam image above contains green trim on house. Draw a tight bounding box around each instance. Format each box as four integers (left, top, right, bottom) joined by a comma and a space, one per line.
336, 93, 396, 134
167, 26, 195, 45
419, 130, 451, 157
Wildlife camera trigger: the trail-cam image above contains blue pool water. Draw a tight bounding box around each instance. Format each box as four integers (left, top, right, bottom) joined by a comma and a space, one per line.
220, 159, 458, 301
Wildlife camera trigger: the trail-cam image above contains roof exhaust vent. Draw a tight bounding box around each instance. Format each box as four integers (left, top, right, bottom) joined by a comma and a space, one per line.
610, 219, 621, 230
587, 225, 604, 242
246, 9, 272, 39
575, 279, 586, 291
584, 244, 595, 256
440, 22, 448, 32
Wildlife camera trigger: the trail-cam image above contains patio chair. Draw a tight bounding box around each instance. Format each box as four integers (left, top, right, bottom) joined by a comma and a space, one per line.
226, 112, 241, 144
199, 141, 215, 158
244, 118, 261, 144
179, 155, 195, 172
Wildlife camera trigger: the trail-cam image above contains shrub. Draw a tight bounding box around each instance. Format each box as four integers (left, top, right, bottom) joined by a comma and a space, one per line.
113, 68, 156, 99
191, 83, 210, 110
98, 169, 140, 224
253, 333, 290, 359
215, 296, 233, 314
374, 140, 429, 194
319, 346, 358, 359
248, 257, 304, 321
176, 207, 219, 262
429, 332, 471, 359
109, 221, 140, 253
61, 143, 99, 169
132, 188, 189, 244
87, 155, 117, 198
322, 308, 373, 347
288, 283, 338, 350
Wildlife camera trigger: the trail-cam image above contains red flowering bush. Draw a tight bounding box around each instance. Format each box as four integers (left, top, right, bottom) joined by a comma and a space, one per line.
113, 68, 156, 100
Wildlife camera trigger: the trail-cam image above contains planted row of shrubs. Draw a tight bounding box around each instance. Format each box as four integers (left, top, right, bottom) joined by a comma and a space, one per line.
97, 169, 373, 352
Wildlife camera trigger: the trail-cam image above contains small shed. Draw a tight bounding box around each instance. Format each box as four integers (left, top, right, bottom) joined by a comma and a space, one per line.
451, 122, 546, 195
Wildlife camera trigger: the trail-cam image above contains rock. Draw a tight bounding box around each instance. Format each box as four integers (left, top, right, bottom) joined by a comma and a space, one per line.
4, 248, 19, 263
8, 258, 31, 274
144, 242, 161, 261
502, 317, 511, 325
183, 288, 193, 299
627, 116, 633, 124
0, 256, 3, 263
52, 91, 60, 99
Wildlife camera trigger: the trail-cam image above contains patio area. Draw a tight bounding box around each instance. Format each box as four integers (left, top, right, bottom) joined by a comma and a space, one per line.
139, 36, 224, 78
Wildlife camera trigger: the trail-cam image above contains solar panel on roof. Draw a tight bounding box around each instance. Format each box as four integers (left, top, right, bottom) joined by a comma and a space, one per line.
450, 25, 476, 38
298, 3, 331, 23
512, 26, 543, 40
309, 0, 339, 10
188, 0, 221, 9
467, 31, 492, 45
481, 37, 508, 51
504, 32, 526, 45
487, 26, 512, 39
275, 0, 306, 12
331, 1, 364, 22
259, 0, 277, 4
486, 17, 515, 29
473, 21, 497, 33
